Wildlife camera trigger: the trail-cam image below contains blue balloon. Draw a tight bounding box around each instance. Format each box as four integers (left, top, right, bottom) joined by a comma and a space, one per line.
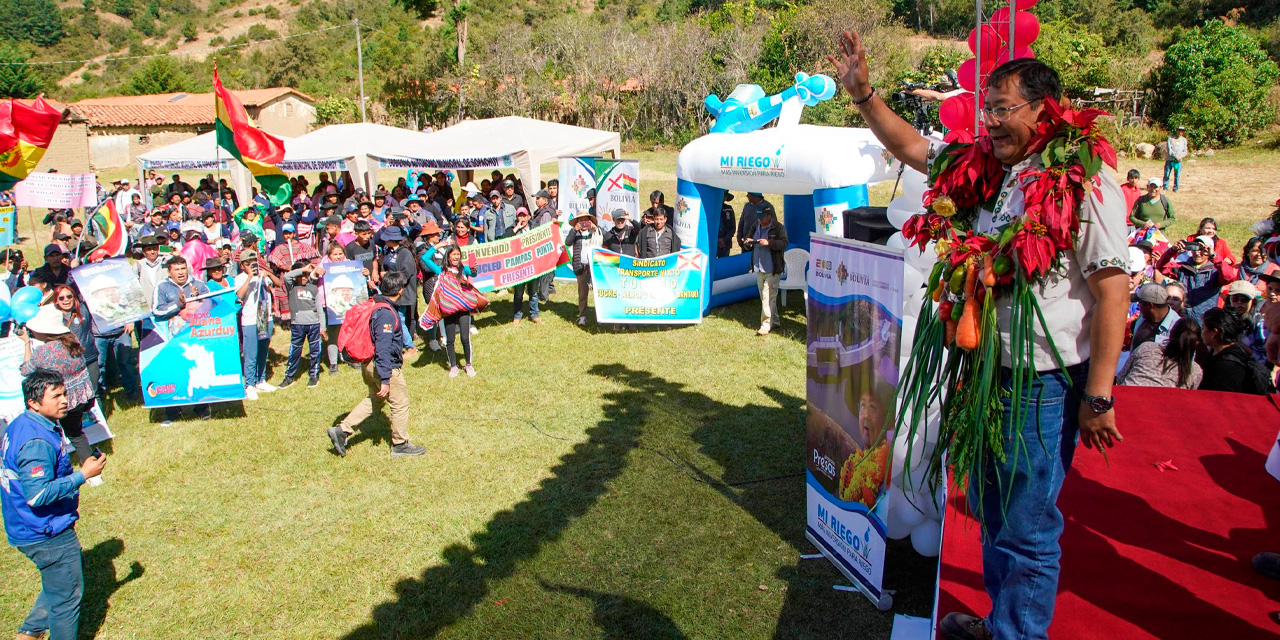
0, 298, 10, 323
11, 300, 39, 325
11, 286, 42, 308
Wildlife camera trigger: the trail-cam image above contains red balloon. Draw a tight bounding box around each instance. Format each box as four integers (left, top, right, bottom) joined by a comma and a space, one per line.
990, 8, 1040, 49
967, 25, 1001, 60
939, 94, 976, 132
1011, 0, 1038, 9
994, 46, 1036, 66
957, 57, 995, 92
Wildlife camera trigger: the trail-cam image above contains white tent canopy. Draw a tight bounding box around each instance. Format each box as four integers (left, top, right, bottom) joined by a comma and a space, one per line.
371, 116, 622, 195
281, 123, 429, 192
135, 131, 256, 206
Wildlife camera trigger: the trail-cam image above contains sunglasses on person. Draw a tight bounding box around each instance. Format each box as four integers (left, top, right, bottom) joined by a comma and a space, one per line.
56, 294, 75, 302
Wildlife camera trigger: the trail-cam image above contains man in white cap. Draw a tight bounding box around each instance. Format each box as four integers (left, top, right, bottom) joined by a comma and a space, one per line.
113, 178, 143, 215
1164, 125, 1189, 192
1129, 178, 1175, 234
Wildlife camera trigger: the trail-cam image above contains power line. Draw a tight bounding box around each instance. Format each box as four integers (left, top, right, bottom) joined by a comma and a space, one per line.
0, 22, 356, 67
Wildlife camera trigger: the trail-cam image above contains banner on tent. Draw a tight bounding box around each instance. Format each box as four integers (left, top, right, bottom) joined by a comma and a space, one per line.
375, 155, 515, 171
322, 260, 369, 325
140, 159, 231, 171
460, 224, 564, 293
804, 235, 903, 604
594, 159, 640, 225
590, 249, 705, 324
278, 159, 349, 172
71, 258, 152, 333
140, 288, 246, 408
0, 204, 14, 247
13, 173, 99, 209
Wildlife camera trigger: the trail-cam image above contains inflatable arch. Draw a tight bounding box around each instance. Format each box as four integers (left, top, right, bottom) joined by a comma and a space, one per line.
672, 73, 903, 312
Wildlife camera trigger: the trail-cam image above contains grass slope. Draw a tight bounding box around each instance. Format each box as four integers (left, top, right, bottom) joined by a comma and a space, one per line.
0, 285, 936, 639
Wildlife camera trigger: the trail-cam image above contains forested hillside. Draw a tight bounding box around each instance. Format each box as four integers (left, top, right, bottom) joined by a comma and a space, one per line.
0, 0, 1277, 147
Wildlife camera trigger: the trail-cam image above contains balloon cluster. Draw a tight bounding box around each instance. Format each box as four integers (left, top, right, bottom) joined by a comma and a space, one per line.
884, 165, 946, 557
939, 0, 1041, 137
7, 286, 42, 325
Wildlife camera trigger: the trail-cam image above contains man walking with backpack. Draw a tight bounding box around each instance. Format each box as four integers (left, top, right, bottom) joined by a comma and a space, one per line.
1129, 178, 1176, 234
328, 271, 426, 458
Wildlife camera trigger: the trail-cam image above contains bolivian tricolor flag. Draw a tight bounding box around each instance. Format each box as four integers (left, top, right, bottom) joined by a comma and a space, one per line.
213, 65, 291, 206
87, 199, 127, 261
0, 97, 61, 190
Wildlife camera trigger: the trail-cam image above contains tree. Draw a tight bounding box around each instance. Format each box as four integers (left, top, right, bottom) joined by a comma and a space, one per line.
314, 96, 360, 125
0, 0, 67, 47
0, 45, 45, 98
394, 0, 440, 20
113, 0, 135, 19
1033, 20, 1114, 97
1151, 20, 1280, 147
127, 56, 191, 95
182, 20, 198, 42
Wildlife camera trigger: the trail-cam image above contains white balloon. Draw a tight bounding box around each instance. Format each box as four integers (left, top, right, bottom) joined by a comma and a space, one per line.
910, 519, 942, 557
890, 430, 923, 484
886, 196, 919, 229
886, 232, 907, 250
901, 168, 929, 203
905, 241, 938, 274
900, 316, 918, 354
889, 483, 926, 529
886, 508, 915, 540
903, 287, 925, 320
902, 262, 925, 296
920, 482, 946, 521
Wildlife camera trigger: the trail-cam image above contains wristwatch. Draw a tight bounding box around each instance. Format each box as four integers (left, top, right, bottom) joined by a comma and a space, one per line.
1082, 394, 1115, 414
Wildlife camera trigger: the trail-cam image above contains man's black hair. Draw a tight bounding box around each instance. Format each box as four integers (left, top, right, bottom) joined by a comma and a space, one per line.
353, 220, 372, 232
547, 178, 558, 187
291, 259, 309, 271
1126, 169, 1141, 181
380, 270, 408, 298
167, 255, 188, 268
987, 58, 1062, 104
28, 271, 53, 288
23, 368, 65, 409
649, 190, 665, 204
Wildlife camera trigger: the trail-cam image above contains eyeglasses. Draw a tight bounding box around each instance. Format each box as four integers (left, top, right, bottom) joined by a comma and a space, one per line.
56, 295, 74, 301
980, 100, 1037, 122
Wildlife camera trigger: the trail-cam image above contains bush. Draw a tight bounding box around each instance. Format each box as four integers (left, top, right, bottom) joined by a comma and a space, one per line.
263, 5, 280, 19
246, 24, 278, 41
315, 96, 360, 125
181, 20, 197, 41
127, 55, 190, 94
1033, 19, 1115, 97
0, 44, 45, 98
1151, 21, 1280, 147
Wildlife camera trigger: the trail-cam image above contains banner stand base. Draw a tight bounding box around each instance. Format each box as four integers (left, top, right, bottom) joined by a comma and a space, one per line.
834, 583, 894, 611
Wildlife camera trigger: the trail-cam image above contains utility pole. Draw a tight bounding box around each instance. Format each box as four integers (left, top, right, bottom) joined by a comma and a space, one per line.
354, 18, 367, 123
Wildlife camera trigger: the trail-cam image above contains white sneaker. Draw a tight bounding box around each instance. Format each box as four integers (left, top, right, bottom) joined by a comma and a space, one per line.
469, 325, 479, 335
160, 419, 173, 427
255, 382, 278, 393
244, 385, 260, 401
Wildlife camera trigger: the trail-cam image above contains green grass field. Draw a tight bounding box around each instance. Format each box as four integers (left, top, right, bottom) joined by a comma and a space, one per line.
0, 284, 937, 639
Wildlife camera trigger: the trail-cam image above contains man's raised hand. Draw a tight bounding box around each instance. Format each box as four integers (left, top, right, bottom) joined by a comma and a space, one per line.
827, 30, 872, 102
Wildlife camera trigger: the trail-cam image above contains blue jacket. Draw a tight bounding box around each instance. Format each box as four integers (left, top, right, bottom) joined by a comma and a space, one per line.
370, 295, 403, 384
153, 277, 210, 320
2, 411, 83, 546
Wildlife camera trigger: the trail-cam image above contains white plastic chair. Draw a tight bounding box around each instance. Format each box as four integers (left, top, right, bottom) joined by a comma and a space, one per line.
779, 247, 809, 307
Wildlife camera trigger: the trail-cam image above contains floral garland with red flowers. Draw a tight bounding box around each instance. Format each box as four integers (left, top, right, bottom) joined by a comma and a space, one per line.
895, 98, 1117, 496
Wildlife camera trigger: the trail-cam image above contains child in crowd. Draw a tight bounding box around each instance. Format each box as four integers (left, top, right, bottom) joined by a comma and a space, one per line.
319, 243, 351, 375
280, 260, 324, 389
236, 250, 283, 400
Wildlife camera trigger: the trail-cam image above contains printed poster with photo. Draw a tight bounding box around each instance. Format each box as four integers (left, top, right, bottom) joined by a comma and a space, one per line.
322, 260, 368, 325
804, 235, 904, 605
594, 159, 640, 230
71, 258, 152, 333
140, 288, 245, 407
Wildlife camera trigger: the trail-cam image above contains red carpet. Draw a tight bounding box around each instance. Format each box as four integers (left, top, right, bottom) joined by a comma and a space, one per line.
937, 387, 1280, 639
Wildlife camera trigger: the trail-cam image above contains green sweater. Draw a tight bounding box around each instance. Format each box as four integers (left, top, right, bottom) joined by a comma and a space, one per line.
1129, 194, 1175, 230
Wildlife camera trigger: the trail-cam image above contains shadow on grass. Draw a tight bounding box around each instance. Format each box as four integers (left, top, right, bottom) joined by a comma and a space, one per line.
338, 372, 647, 639
80, 538, 144, 639
538, 579, 688, 640
705, 295, 808, 344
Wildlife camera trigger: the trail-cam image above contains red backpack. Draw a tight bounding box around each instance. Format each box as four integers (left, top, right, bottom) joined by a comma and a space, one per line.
338, 300, 395, 363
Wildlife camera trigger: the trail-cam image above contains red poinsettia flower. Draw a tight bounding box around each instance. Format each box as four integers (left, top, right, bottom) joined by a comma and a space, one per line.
934, 137, 1004, 211
1010, 213, 1057, 278
902, 211, 956, 249
947, 231, 996, 268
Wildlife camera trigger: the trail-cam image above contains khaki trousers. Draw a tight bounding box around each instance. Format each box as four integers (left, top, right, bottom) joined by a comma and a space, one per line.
338, 361, 411, 446
576, 270, 592, 319
757, 272, 781, 330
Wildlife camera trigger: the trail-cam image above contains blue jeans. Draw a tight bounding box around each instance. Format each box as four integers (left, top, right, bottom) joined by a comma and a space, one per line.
95, 333, 140, 398
16, 528, 83, 640
240, 326, 269, 386
285, 323, 321, 380
512, 281, 540, 319
1163, 160, 1181, 191
394, 306, 414, 349
972, 362, 1087, 640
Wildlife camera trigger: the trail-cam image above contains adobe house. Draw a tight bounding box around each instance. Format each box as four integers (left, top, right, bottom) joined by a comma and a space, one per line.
38, 88, 316, 172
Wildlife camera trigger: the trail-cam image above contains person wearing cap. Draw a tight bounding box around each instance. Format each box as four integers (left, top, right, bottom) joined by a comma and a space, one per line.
132, 234, 169, 312
236, 248, 284, 400
718, 192, 737, 257
736, 192, 774, 253
1157, 234, 1237, 322
743, 201, 788, 335
2, 369, 109, 640
316, 215, 345, 260
3, 248, 28, 295
636, 203, 681, 259
1223, 279, 1269, 366
132, 208, 167, 244
32, 244, 71, 288
151, 256, 213, 422
1164, 126, 1189, 192
603, 209, 638, 257
1129, 178, 1175, 233
481, 191, 511, 242
1129, 281, 1179, 350
563, 209, 602, 326
1182, 217, 1236, 266
376, 224, 421, 352
531, 190, 559, 302
501, 180, 525, 212
509, 208, 543, 324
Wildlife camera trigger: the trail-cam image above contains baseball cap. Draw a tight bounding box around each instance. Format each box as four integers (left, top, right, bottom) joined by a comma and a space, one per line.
747, 192, 763, 198
239, 250, 259, 262
281, 223, 296, 233
1194, 235, 1216, 252
1147, 178, 1160, 187
1227, 280, 1259, 298
1136, 282, 1169, 305
43, 243, 65, 256
535, 189, 551, 200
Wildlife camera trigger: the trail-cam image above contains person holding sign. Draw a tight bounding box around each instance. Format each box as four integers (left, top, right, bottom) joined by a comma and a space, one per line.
152, 256, 212, 425
236, 251, 283, 401
563, 210, 602, 326
636, 207, 681, 259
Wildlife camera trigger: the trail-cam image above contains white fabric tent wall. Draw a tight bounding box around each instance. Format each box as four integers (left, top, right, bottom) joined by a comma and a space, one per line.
135, 131, 256, 207
370, 116, 622, 195
283, 123, 430, 194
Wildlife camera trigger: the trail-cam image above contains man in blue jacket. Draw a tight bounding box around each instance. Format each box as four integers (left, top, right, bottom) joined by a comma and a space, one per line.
2, 369, 108, 640
328, 271, 426, 458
